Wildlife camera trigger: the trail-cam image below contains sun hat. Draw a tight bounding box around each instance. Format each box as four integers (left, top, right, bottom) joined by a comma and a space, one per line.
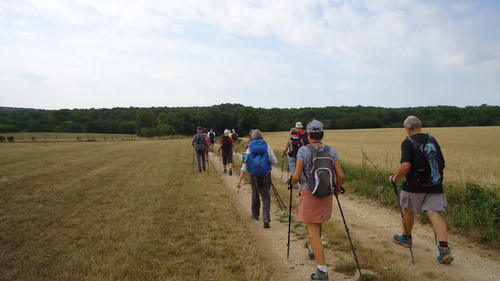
295, 122, 303, 128
306, 119, 324, 133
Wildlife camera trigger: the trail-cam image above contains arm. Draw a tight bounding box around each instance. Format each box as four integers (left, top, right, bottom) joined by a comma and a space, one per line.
389, 162, 412, 184
268, 146, 278, 165
282, 139, 290, 157
236, 170, 246, 189
291, 158, 304, 186
333, 160, 345, 195
237, 149, 250, 188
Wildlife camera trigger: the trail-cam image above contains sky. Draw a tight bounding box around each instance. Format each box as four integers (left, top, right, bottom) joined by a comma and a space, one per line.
0, 0, 499, 110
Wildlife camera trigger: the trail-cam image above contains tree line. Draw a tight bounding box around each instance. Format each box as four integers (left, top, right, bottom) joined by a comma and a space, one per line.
0, 104, 498, 137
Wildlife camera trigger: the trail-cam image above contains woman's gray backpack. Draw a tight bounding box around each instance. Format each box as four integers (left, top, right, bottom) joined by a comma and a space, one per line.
304, 144, 335, 197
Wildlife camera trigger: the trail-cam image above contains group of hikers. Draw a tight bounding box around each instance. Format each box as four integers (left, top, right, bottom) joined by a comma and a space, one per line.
191, 127, 238, 173
193, 116, 453, 281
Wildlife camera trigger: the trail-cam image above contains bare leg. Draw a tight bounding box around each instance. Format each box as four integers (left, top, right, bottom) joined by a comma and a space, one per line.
308, 223, 325, 266
402, 208, 414, 235
427, 211, 448, 241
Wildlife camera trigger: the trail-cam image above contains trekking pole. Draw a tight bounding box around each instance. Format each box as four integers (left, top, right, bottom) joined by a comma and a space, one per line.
392, 182, 415, 264
335, 187, 364, 280
286, 177, 293, 259
281, 157, 284, 182
192, 148, 194, 171
270, 182, 286, 210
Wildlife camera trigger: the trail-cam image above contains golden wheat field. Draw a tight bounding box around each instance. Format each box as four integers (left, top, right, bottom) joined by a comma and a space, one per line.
263, 126, 500, 188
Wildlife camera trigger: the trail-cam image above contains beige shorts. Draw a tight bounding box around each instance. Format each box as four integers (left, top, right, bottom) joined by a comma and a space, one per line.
297, 189, 333, 223
400, 190, 447, 213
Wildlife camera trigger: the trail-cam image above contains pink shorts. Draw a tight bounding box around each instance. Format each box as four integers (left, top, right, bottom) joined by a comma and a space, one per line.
297, 189, 333, 223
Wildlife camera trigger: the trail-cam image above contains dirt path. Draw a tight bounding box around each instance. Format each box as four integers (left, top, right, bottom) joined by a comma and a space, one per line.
208, 151, 499, 281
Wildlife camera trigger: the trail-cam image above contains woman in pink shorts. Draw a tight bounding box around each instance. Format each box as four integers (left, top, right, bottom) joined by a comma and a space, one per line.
291, 119, 345, 281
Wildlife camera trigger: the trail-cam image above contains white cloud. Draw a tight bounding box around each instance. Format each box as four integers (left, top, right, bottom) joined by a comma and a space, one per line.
0, 0, 498, 109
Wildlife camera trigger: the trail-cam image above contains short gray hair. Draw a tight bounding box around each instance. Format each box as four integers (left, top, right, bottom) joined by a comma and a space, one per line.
404, 116, 422, 130
251, 129, 263, 140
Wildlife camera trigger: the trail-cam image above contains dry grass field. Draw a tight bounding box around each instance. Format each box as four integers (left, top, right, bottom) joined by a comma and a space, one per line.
1, 127, 499, 280
0, 139, 276, 281
263, 126, 500, 188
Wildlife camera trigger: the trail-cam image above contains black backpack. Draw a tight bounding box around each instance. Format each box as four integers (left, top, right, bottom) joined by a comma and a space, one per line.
303, 144, 335, 197
408, 134, 444, 187
288, 137, 302, 158
221, 136, 232, 151
209, 131, 215, 141
298, 131, 309, 145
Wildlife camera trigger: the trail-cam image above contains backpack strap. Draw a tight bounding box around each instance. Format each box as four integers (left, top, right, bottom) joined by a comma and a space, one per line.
407, 134, 431, 153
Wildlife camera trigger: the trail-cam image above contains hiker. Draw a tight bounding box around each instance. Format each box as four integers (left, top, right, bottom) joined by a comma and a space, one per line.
282, 127, 304, 188
231, 129, 239, 152
389, 115, 453, 264
192, 126, 209, 172
291, 119, 345, 281
218, 129, 234, 175
296, 121, 310, 145
245, 129, 254, 148
208, 128, 216, 149
202, 128, 210, 160
236, 129, 278, 229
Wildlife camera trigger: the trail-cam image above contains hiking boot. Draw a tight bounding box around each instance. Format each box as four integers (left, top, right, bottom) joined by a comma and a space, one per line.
229, 168, 232, 176
437, 246, 454, 264
263, 220, 270, 228
393, 233, 412, 248
310, 268, 328, 280
250, 215, 259, 220
306, 241, 315, 260
223, 168, 227, 174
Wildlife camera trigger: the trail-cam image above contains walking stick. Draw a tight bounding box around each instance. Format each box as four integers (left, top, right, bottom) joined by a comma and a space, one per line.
392, 182, 415, 264
270, 182, 286, 210
335, 187, 364, 280
280, 157, 284, 182
286, 177, 293, 259
219, 150, 222, 172
192, 148, 195, 171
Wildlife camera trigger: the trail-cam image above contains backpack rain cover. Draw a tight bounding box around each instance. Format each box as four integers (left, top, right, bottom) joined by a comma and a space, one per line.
248, 140, 271, 177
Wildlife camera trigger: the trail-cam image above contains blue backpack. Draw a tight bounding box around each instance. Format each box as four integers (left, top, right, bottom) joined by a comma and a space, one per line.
408, 134, 444, 187
248, 140, 271, 177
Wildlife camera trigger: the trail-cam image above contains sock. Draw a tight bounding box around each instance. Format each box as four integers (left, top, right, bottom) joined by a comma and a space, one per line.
404, 234, 412, 239
318, 265, 328, 273
439, 241, 449, 248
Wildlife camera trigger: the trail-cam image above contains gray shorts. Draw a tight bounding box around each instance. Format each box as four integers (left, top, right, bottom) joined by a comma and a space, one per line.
400, 190, 447, 213
222, 151, 233, 165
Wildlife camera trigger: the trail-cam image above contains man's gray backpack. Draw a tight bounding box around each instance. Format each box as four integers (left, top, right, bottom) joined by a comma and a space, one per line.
304, 144, 335, 197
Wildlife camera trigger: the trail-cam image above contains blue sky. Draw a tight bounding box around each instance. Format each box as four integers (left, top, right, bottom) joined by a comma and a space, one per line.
0, 0, 499, 110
